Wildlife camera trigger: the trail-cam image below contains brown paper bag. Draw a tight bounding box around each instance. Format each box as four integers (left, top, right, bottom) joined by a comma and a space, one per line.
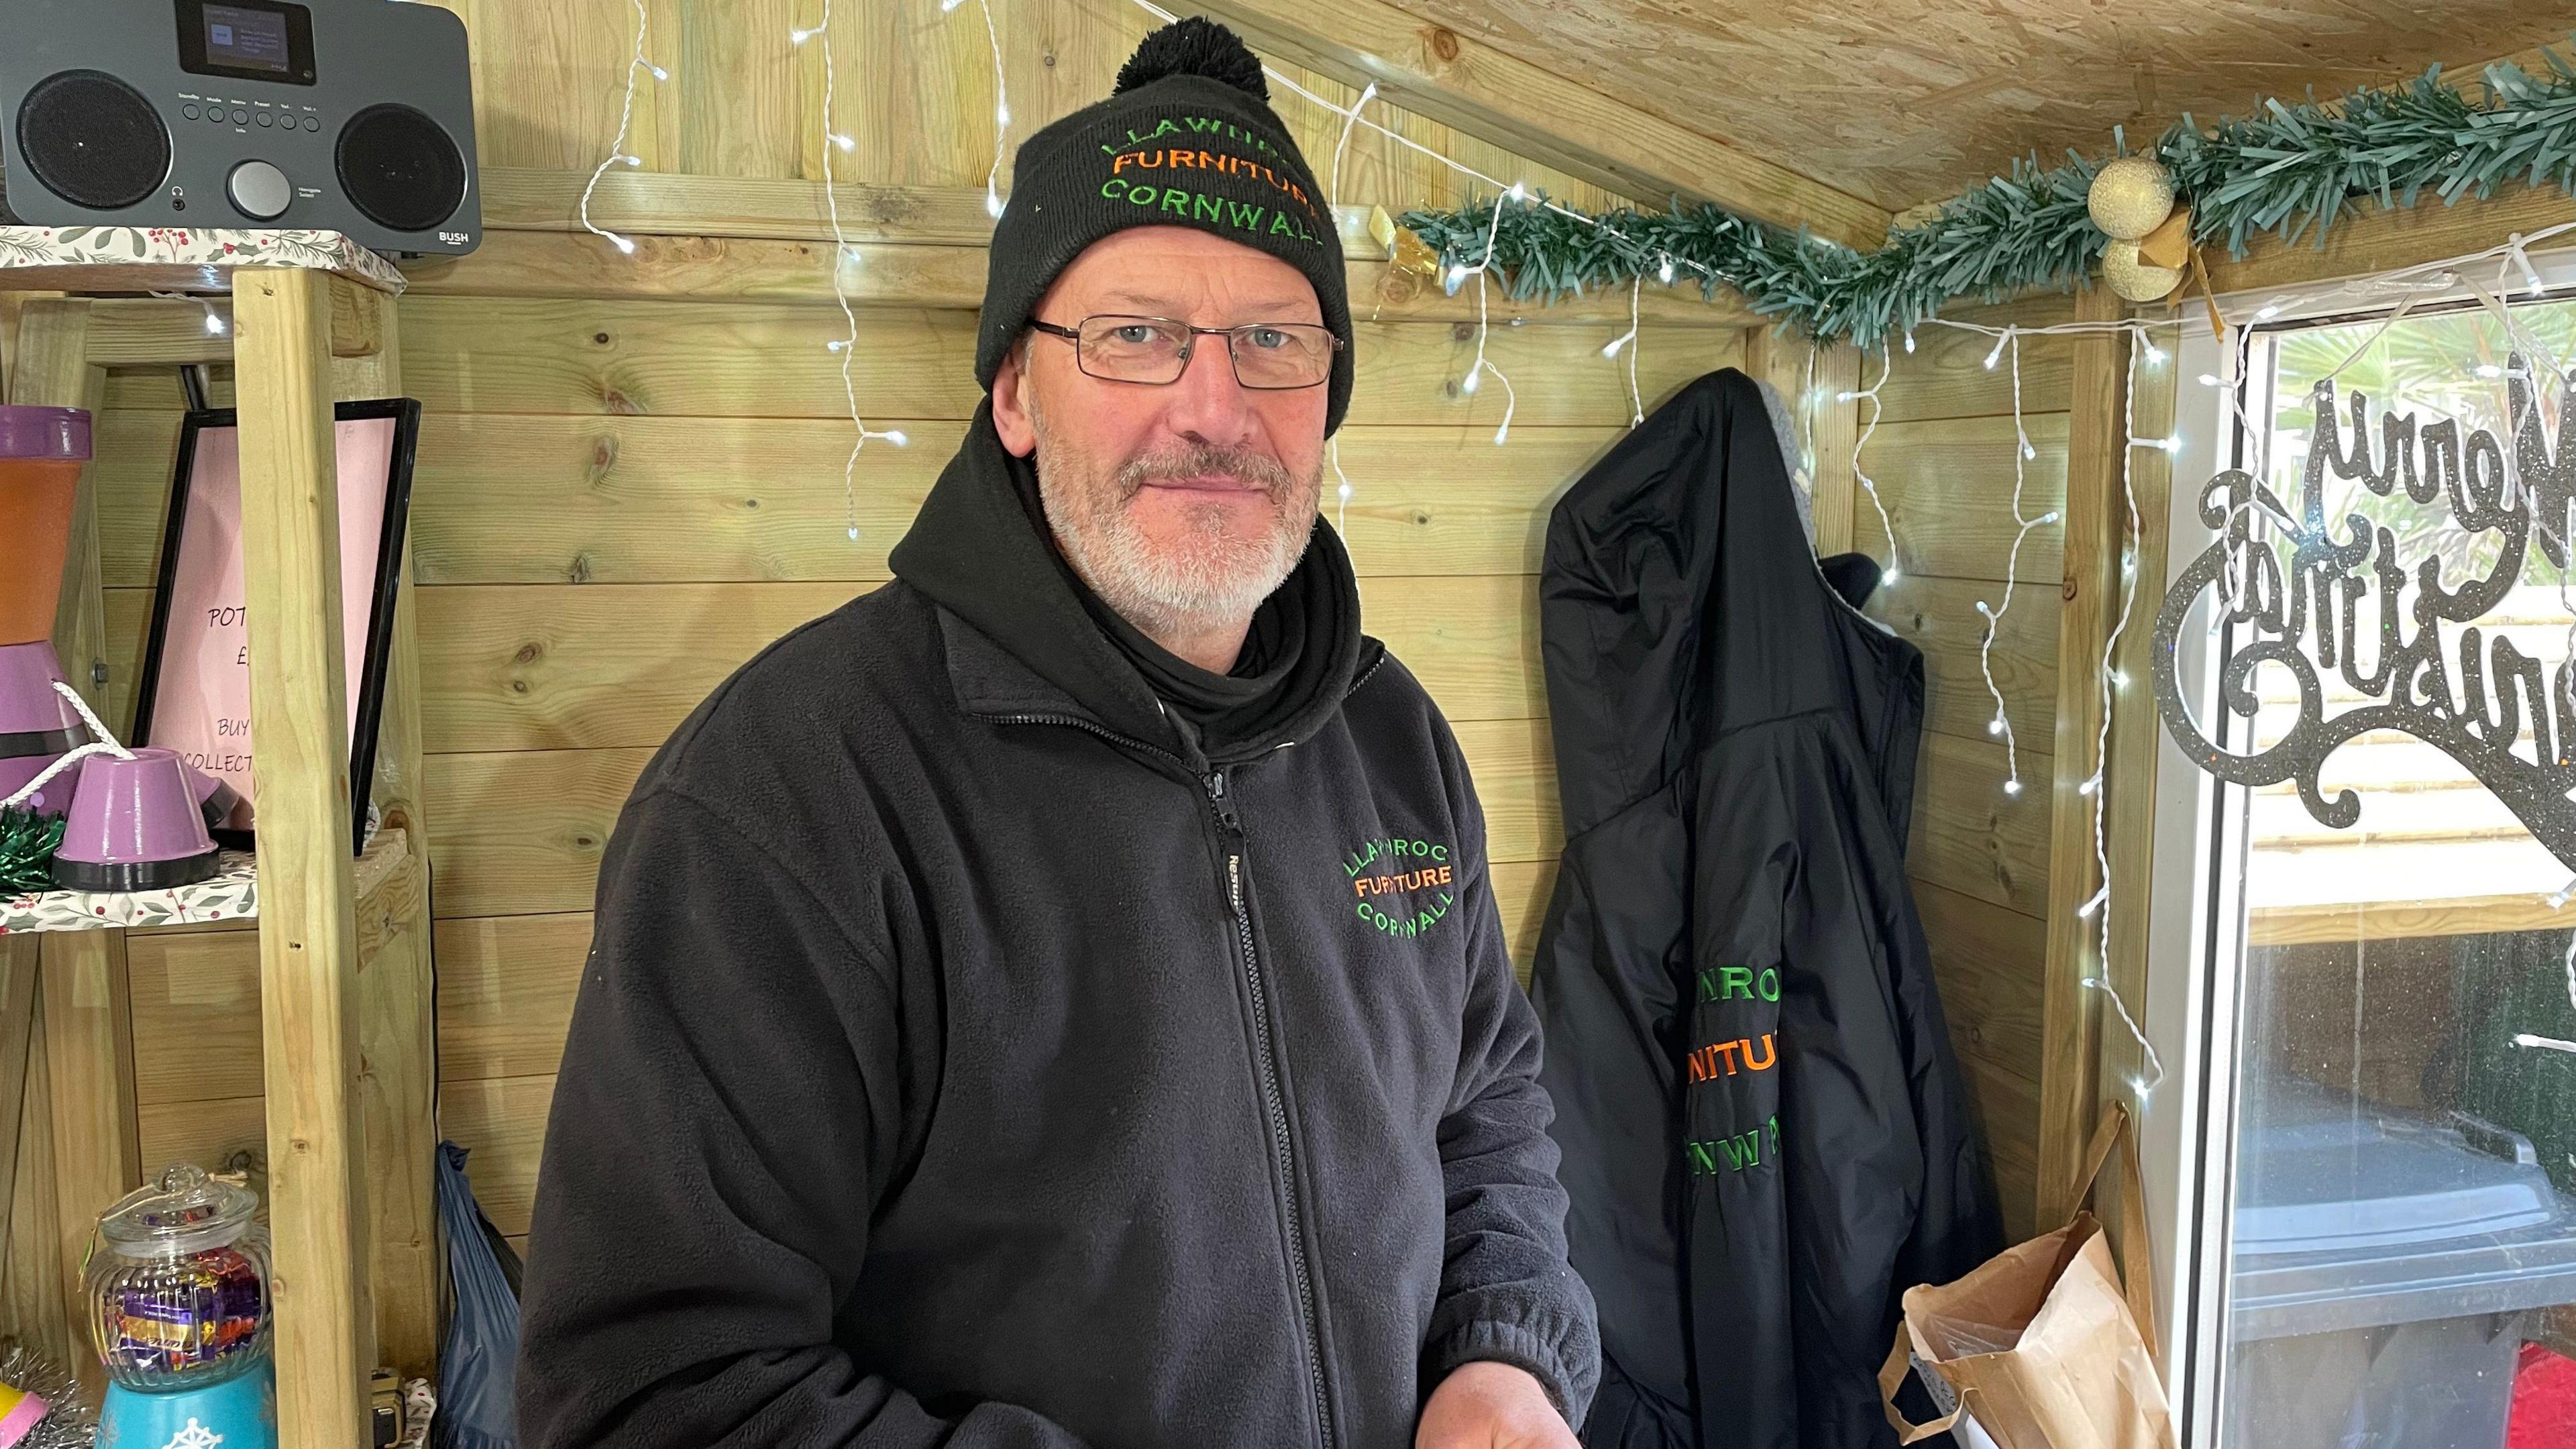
1879, 1103, 2176, 1449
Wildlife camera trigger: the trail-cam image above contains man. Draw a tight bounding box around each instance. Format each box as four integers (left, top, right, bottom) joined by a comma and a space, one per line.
517, 17, 1599, 1448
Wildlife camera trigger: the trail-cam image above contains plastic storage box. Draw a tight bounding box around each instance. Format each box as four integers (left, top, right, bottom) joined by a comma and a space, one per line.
2226, 1077, 2576, 1449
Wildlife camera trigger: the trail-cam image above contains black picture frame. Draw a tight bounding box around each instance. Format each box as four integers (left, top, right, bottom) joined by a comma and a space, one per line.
130, 396, 419, 858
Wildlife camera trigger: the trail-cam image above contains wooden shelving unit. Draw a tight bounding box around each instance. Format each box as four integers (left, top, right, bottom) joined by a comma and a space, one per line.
0, 231, 439, 1445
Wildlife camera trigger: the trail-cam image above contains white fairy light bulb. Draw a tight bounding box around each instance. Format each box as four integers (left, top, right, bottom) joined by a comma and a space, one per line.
607, 232, 636, 254
1984, 335, 2008, 370
883, 430, 908, 447
829, 133, 855, 152
1658, 256, 1676, 284
789, 25, 819, 43
1460, 369, 1481, 394
1903, 332, 1917, 354
2002, 777, 2023, 796
646, 63, 669, 80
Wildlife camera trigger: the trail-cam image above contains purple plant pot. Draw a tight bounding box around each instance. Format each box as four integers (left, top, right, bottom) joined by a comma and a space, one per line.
1, 641, 86, 818
51, 747, 222, 892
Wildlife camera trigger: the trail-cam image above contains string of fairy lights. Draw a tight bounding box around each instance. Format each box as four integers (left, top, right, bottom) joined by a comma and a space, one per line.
573, 8, 2576, 1087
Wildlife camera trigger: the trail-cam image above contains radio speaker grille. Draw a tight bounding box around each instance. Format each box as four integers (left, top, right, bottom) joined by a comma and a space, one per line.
335, 103, 463, 233
15, 70, 170, 210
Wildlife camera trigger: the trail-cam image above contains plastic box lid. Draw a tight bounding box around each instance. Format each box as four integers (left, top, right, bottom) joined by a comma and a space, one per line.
2229, 1075, 2576, 1340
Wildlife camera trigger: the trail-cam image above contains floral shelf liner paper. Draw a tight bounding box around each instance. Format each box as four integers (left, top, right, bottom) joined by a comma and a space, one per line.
0, 225, 406, 293
1, 850, 259, 933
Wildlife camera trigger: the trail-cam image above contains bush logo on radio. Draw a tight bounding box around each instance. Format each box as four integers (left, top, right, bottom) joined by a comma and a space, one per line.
1343, 835, 1455, 939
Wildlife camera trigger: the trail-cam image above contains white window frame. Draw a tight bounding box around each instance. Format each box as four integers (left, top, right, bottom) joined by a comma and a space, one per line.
2139, 239, 2576, 1446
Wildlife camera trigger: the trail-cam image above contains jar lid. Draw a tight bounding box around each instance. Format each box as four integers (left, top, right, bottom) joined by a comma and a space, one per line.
0, 406, 91, 462
98, 1163, 258, 1258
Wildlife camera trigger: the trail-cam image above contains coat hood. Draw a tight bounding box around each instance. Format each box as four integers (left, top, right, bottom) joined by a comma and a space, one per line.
1539, 368, 1924, 841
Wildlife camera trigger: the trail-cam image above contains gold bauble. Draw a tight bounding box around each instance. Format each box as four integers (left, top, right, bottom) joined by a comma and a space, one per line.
2088, 156, 2177, 241
2101, 239, 2183, 303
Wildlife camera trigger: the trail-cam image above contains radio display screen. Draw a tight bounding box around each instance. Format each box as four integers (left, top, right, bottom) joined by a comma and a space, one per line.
204, 5, 290, 72
175, 0, 316, 85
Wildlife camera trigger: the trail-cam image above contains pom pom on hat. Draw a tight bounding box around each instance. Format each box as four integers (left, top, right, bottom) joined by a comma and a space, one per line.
1115, 15, 1269, 102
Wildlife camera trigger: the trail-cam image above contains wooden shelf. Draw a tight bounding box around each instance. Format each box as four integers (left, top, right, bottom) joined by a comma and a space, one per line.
2, 246, 437, 1440
0, 829, 410, 936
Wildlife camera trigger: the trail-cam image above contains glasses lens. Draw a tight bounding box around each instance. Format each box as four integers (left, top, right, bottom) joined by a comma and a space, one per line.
1231, 324, 1334, 388
1077, 317, 1189, 382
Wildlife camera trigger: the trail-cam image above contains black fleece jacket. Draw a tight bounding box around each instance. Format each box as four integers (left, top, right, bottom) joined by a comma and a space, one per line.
516, 405, 1599, 1448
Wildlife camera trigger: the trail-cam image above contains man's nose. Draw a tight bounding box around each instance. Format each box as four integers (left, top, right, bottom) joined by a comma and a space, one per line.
1163, 330, 1260, 445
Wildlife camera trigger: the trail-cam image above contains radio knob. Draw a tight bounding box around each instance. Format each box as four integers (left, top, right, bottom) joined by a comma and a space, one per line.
226, 160, 292, 221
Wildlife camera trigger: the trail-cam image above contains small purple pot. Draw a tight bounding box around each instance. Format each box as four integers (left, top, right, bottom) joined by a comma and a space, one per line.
51, 747, 222, 892
1, 641, 86, 817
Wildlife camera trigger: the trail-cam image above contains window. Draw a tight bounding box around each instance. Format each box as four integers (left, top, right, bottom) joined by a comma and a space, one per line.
2147, 271, 2576, 1447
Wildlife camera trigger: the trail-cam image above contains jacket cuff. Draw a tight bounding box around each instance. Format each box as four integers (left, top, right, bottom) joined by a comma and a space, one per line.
1421, 1318, 1591, 1428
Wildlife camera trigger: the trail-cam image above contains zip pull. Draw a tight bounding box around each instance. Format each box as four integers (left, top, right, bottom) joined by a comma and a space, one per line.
1204, 770, 1242, 836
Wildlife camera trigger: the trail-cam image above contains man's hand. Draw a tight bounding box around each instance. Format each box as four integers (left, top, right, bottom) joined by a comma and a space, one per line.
1416, 1361, 1578, 1449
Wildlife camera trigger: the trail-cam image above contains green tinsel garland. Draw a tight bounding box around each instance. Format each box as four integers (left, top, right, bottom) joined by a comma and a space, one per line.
1397, 50, 2576, 348
0, 805, 64, 896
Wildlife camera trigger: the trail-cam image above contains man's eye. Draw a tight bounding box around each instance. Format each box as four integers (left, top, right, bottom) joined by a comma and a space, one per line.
1244, 327, 1291, 350
1109, 325, 1163, 346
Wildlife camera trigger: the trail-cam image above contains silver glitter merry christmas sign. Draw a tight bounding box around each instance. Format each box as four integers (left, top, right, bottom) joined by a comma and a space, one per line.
2152, 360, 2576, 870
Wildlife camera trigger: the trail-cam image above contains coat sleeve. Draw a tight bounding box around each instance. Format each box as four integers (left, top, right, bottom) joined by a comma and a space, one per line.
1417, 748, 1603, 1427
515, 787, 1094, 1449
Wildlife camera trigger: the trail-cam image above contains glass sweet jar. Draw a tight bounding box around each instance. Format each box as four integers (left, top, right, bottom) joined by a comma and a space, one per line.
85, 1164, 272, 1393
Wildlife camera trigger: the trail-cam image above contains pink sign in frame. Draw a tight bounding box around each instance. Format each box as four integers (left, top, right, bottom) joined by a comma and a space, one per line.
131, 398, 419, 855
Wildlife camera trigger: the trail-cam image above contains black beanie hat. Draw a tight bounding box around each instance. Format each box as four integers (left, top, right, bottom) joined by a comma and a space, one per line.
975, 17, 1354, 433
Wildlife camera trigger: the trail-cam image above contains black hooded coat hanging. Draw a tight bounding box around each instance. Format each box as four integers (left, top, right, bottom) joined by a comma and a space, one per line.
2153, 361, 2576, 868
1529, 369, 2002, 1448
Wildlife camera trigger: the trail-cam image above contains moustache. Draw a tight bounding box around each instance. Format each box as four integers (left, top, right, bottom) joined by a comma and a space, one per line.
1115, 443, 1297, 499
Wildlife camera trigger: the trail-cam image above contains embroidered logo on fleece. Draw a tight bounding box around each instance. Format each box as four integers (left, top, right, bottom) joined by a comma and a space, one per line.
1342, 834, 1456, 940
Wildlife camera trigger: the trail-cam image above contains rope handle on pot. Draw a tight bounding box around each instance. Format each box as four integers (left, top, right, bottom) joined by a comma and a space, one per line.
0, 681, 136, 811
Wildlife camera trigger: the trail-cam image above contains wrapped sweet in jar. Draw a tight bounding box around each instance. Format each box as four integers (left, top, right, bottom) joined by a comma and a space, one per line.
85, 1163, 271, 1391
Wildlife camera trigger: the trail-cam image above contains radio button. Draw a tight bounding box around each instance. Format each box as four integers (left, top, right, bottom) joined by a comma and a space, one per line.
227, 160, 292, 221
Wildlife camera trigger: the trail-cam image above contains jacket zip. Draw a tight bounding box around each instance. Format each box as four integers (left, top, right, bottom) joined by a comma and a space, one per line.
1206, 769, 1335, 1449
985, 712, 1335, 1447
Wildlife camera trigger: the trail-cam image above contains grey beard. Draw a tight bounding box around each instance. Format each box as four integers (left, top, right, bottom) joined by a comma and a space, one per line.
1029, 406, 1319, 643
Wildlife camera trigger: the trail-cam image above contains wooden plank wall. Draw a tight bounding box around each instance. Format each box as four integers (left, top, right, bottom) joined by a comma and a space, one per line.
74, 0, 1774, 1261
1855, 297, 2082, 1242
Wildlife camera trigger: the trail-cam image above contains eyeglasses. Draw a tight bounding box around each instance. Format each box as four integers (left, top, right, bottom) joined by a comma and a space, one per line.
1027, 314, 1342, 390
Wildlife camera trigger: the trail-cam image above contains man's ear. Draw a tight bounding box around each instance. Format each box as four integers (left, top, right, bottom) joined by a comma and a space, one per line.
991, 334, 1038, 458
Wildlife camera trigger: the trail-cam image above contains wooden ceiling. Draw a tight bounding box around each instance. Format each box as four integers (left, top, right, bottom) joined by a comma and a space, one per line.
1393, 0, 2576, 212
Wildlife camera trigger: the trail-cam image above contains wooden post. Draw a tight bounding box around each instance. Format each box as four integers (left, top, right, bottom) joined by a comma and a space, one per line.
2095, 333, 2179, 1352
0, 979, 66, 1364
233, 267, 374, 1446
9, 298, 144, 1391
333, 293, 444, 1379
0, 944, 39, 1299
2035, 286, 2127, 1226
